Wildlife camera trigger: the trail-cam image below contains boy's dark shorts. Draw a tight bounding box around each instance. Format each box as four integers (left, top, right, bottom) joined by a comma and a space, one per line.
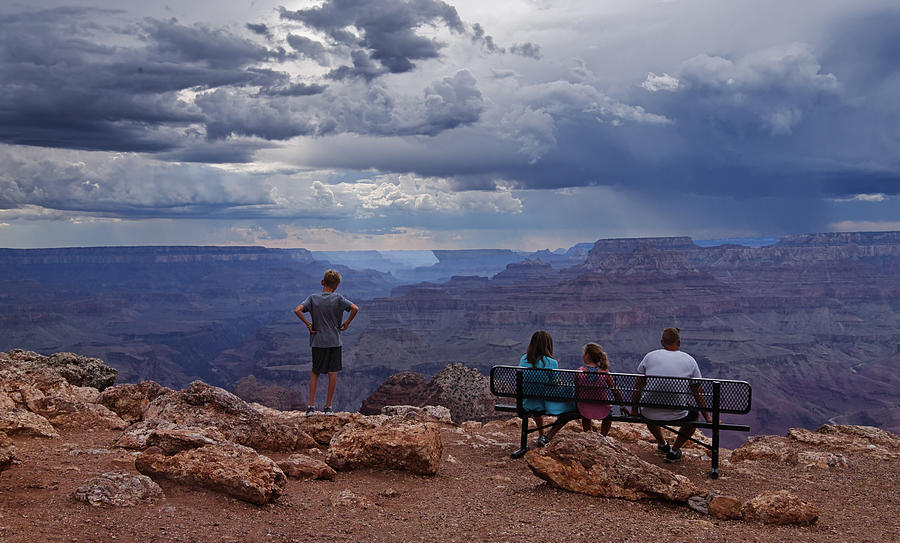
311, 347, 342, 374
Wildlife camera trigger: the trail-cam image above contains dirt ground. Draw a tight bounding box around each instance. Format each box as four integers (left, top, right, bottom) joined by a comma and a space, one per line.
1, 422, 897, 543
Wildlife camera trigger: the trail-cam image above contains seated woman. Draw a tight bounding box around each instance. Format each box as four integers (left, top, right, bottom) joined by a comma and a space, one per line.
518, 330, 577, 446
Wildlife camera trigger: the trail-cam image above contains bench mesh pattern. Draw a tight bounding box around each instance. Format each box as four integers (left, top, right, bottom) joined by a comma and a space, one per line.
490, 365, 751, 414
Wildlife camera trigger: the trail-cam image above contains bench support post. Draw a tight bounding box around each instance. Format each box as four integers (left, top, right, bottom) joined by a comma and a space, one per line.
511, 369, 529, 459
710, 380, 721, 479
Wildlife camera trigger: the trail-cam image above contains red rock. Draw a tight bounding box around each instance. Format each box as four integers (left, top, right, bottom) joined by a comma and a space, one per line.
0, 408, 59, 438
135, 442, 286, 505
742, 490, 818, 525
326, 418, 443, 476
72, 472, 164, 506
277, 454, 336, 480
28, 396, 127, 430
524, 432, 701, 503
97, 381, 172, 423
709, 496, 743, 520
0, 431, 17, 474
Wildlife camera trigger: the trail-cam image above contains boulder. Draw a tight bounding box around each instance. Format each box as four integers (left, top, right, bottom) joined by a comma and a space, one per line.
0, 431, 18, 474
788, 425, 900, 460
0, 408, 59, 438
115, 419, 181, 450
326, 418, 443, 476
742, 490, 818, 525
135, 442, 286, 505
277, 454, 337, 480
145, 427, 227, 455
28, 396, 127, 430
143, 381, 316, 452
297, 411, 363, 445
6, 349, 117, 391
797, 450, 849, 470
524, 432, 701, 503
97, 381, 172, 423
380, 405, 453, 424
417, 363, 497, 423
709, 496, 743, 520
731, 435, 798, 464
72, 472, 164, 506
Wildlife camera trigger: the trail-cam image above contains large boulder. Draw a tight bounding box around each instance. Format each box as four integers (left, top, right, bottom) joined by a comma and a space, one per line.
0, 431, 18, 474
731, 435, 798, 464
742, 490, 819, 525
72, 472, 164, 506
788, 425, 900, 460
0, 408, 59, 438
143, 381, 315, 452
417, 363, 498, 423
524, 432, 701, 503
135, 442, 286, 505
5, 349, 117, 391
97, 381, 172, 423
251, 403, 362, 446
326, 418, 443, 476
28, 396, 127, 430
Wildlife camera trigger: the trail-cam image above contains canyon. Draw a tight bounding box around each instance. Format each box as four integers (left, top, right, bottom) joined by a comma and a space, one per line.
2, 232, 899, 441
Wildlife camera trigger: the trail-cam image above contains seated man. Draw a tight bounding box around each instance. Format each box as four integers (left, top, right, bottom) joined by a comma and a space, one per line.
631, 327, 711, 462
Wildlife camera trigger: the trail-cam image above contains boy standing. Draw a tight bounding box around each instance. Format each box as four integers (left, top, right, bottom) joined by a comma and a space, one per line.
294, 269, 359, 415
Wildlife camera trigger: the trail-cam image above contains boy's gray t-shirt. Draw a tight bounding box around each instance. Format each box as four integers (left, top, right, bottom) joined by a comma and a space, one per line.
299, 292, 353, 348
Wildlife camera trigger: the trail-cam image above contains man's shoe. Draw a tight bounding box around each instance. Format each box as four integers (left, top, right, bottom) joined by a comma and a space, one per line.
323, 406, 334, 416
536, 435, 550, 447
305, 406, 316, 416
657, 441, 671, 454
664, 449, 683, 463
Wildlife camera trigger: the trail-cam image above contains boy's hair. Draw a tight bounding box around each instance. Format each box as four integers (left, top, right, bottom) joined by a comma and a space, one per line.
583, 342, 609, 370
661, 327, 680, 347
526, 330, 553, 365
322, 269, 342, 288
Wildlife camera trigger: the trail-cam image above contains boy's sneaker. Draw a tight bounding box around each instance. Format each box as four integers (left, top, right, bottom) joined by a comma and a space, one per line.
323, 406, 334, 416
305, 406, 316, 416
664, 449, 683, 463
657, 441, 671, 454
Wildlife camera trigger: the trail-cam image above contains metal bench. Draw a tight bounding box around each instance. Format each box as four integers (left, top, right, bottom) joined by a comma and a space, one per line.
489, 365, 752, 478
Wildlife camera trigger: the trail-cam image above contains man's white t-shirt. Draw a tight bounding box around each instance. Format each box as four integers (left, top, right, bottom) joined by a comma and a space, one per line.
636, 348, 702, 421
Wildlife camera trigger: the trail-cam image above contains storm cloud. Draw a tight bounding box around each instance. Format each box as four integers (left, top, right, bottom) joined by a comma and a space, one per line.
1, 0, 899, 248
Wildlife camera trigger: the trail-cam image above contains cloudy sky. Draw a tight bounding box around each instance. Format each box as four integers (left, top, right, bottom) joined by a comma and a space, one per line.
1, 0, 898, 250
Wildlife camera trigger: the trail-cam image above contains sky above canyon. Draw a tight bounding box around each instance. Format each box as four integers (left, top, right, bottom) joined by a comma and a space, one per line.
1, 0, 899, 250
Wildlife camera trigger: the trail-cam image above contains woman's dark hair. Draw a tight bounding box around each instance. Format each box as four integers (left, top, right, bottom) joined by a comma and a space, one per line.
526, 330, 553, 365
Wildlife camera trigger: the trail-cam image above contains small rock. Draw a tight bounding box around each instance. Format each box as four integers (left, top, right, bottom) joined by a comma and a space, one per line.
332, 490, 374, 508
709, 495, 743, 520
72, 472, 164, 507
277, 454, 336, 480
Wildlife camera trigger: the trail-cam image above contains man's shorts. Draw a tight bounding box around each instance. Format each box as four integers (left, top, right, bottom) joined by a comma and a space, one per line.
644, 409, 699, 424
311, 347, 342, 374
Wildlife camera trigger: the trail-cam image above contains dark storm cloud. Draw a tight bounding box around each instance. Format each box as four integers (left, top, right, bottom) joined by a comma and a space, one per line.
0, 7, 294, 154
246, 23, 270, 37
280, 0, 464, 77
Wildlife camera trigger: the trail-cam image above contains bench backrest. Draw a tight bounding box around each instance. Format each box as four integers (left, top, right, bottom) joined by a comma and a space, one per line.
489, 365, 752, 414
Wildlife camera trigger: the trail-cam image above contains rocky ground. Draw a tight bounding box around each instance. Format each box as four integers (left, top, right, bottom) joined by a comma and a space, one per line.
2, 420, 898, 542
1, 349, 898, 543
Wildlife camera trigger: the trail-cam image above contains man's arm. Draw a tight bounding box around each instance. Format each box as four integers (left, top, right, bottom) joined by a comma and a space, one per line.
340, 303, 359, 331
630, 375, 646, 416
293, 304, 316, 334
691, 383, 712, 422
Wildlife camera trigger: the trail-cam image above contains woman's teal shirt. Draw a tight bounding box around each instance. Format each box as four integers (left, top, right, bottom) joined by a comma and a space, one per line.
517, 354, 576, 415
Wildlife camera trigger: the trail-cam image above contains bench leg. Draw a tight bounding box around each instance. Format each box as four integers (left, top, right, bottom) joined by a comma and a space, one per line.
511, 416, 530, 459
